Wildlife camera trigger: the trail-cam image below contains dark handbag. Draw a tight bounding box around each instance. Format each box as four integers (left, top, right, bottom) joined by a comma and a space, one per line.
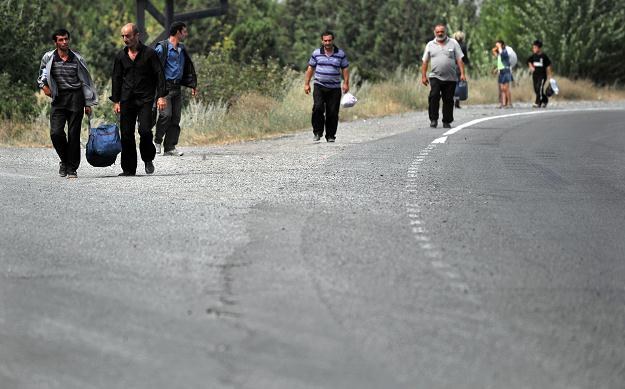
455, 80, 468, 101
86, 115, 122, 167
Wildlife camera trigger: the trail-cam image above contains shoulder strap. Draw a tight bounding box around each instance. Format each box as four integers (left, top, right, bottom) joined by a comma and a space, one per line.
156, 40, 168, 65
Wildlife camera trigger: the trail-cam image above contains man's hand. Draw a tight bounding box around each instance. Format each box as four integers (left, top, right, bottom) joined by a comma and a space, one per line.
84, 106, 92, 115
42, 85, 52, 97
421, 75, 429, 86
460, 73, 466, 82
113, 102, 121, 114
304, 83, 311, 95
191, 88, 197, 97
157, 97, 167, 111
342, 82, 349, 94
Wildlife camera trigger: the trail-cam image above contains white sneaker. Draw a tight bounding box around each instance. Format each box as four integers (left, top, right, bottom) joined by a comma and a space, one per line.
155, 143, 162, 154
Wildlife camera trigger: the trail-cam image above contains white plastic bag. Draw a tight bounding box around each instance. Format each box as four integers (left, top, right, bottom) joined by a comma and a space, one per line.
505, 46, 518, 68
340, 92, 358, 108
550, 78, 560, 95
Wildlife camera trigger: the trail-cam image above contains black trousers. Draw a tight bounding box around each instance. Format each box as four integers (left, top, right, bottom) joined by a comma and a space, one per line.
428, 78, 457, 124
154, 84, 182, 152
50, 106, 84, 172
533, 76, 548, 106
312, 85, 341, 139
120, 99, 156, 174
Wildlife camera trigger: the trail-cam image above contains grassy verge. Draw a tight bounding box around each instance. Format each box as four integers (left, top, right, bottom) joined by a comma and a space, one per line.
2, 69, 624, 147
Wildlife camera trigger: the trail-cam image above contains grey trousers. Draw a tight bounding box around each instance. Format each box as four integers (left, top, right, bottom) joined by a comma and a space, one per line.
154, 86, 182, 152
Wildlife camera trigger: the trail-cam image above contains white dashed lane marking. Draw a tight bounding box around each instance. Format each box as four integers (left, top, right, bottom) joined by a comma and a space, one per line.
405, 107, 625, 294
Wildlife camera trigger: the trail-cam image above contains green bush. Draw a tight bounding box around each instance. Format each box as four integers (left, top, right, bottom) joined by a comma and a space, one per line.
0, 73, 39, 119
194, 44, 299, 105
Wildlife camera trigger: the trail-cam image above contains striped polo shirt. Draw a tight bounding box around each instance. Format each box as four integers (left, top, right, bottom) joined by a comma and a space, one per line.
308, 45, 349, 89
51, 50, 82, 91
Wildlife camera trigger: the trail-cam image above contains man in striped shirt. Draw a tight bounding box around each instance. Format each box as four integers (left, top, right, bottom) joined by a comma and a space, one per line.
304, 31, 349, 142
38, 29, 98, 178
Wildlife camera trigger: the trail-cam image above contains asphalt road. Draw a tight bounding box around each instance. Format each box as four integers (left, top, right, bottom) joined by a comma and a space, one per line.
1, 102, 624, 388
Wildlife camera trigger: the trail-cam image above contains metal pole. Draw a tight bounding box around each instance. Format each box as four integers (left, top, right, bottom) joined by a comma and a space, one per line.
136, 0, 146, 34
165, 0, 174, 33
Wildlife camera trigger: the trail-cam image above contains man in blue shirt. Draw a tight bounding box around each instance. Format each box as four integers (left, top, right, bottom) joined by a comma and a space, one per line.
154, 21, 197, 156
304, 31, 350, 142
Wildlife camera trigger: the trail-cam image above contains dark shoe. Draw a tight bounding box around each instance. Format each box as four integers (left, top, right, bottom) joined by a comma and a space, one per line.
443, 122, 452, 129
532, 103, 541, 108
163, 148, 184, 156
542, 102, 548, 108
66, 171, 77, 179
118, 171, 135, 176
430, 120, 438, 128
313, 134, 321, 142
59, 162, 67, 177
326, 138, 336, 143
454, 100, 461, 109
145, 161, 155, 175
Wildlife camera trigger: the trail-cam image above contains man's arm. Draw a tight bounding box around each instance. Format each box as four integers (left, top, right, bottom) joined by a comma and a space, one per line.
110, 54, 123, 113
183, 49, 198, 96
149, 51, 168, 111
456, 58, 466, 81
341, 67, 349, 93
37, 53, 52, 97
421, 60, 429, 86
304, 65, 314, 94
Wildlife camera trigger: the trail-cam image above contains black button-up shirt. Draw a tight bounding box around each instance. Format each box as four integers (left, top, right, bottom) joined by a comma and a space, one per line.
110, 42, 167, 104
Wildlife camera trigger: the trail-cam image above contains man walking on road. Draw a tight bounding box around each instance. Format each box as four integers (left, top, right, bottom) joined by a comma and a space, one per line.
304, 31, 349, 142
421, 24, 466, 129
527, 39, 553, 108
37, 29, 98, 179
154, 21, 197, 157
110, 23, 167, 176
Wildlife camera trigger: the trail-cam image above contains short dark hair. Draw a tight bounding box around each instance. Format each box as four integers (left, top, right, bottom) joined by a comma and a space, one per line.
496, 39, 506, 47
321, 30, 334, 39
51, 28, 70, 42
169, 21, 187, 36
533, 39, 543, 48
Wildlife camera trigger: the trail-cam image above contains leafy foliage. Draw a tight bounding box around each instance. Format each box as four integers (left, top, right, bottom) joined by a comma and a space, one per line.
0, 0, 50, 118
471, 0, 625, 84
194, 43, 298, 104
1, 0, 623, 120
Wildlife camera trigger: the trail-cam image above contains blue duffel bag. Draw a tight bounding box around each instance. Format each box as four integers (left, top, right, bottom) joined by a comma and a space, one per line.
86, 116, 122, 167
455, 80, 468, 101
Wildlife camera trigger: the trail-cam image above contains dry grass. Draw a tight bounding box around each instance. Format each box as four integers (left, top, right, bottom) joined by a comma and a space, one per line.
2, 70, 624, 147
466, 70, 625, 105
0, 104, 50, 146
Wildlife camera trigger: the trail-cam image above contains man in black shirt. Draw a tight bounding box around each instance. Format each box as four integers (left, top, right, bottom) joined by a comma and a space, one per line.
110, 23, 167, 176
527, 39, 553, 108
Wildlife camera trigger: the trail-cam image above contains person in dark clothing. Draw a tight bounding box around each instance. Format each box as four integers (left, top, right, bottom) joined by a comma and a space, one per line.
154, 21, 197, 156
37, 29, 98, 179
527, 39, 553, 108
304, 31, 350, 142
110, 23, 167, 176
453, 31, 470, 109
